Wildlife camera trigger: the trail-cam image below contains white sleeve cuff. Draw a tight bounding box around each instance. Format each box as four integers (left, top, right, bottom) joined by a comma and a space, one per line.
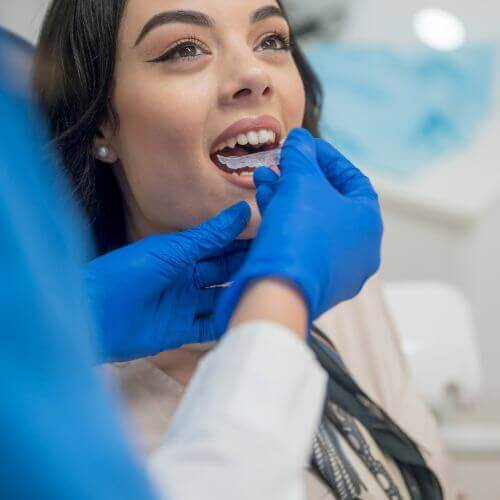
148, 320, 327, 500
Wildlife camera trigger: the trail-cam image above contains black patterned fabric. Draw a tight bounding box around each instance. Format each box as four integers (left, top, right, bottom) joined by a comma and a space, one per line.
310, 325, 443, 500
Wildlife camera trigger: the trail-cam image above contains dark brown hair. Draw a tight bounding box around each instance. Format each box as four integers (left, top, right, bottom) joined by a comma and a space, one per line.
33, 0, 323, 253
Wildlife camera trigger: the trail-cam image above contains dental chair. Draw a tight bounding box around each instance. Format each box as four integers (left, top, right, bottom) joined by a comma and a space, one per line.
0, 26, 36, 98
383, 281, 482, 415
382, 282, 500, 457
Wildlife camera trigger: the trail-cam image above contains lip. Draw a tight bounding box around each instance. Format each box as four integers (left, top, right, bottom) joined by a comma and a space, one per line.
213, 161, 281, 190
210, 115, 282, 154
216, 169, 257, 190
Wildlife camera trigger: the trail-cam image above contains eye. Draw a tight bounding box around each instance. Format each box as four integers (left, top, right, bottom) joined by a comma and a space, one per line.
257, 33, 291, 52
149, 39, 209, 64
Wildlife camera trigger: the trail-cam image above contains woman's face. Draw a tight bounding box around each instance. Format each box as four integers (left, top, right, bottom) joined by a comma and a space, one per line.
100, 0, 306, 239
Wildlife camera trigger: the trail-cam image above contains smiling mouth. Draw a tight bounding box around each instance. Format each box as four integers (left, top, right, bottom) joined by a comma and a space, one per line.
210, 128, 281, 177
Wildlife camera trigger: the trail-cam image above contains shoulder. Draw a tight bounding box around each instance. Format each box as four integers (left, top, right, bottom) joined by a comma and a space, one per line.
316, 276, 408, 406
315, 276, 452, 493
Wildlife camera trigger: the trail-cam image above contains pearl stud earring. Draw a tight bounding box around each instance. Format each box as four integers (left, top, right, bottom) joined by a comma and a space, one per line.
97, 146, 109, 159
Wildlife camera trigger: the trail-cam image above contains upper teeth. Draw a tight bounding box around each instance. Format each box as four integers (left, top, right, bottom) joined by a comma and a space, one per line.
214, 129, 276, 153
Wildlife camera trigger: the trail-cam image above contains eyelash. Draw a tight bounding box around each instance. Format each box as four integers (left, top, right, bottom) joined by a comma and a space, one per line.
150, 31, 292, 64
256, 31, 292, 53
149, 37, 209, 64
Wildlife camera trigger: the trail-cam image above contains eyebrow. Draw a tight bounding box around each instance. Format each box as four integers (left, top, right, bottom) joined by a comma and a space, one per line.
251, 5, 285, 24
135, 10, 215, 46
135, 5, 286, 47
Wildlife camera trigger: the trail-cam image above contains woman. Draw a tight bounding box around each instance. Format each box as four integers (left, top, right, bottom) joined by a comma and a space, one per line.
34, 0, 451, 498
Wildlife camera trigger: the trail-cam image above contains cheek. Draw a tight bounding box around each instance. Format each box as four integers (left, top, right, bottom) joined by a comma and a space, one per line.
111, 76, 217, 230
114, 77, 208, 163
279, 67, 306, 131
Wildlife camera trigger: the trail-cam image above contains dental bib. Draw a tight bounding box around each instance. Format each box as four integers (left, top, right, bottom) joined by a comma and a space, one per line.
217, 145, 282, 171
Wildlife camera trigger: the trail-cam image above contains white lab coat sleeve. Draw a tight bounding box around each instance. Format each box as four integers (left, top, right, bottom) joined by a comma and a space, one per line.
148, 320, 327, 500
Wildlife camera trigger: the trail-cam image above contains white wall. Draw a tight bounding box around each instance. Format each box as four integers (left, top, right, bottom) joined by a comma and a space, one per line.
0, 0, 50, 43
341, 0, 500, 45
5, 0, 500, 45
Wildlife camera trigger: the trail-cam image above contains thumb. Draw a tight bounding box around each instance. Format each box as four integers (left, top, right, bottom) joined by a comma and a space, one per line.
280, 128, 319, 177
254, 167, 278, 214
254, 166, 279, 187
183, 201, 251, 260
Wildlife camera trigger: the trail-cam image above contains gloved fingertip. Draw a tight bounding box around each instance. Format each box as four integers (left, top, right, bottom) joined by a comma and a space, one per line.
286, 127, 314, 143
282, 127, 316, 163
256, 185, 275, 215
192, 201, 251, 259
254, 166, 279, 187
221, 201, 252, 225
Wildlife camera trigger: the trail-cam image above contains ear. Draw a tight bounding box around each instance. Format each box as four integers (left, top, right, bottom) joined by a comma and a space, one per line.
93, 125, 118, 164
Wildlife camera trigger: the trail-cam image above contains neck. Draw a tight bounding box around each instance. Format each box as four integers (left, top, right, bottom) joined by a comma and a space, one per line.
150, 343, 214, 386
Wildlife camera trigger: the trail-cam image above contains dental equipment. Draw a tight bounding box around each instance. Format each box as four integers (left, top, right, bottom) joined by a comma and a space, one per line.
217, 145, 282, 171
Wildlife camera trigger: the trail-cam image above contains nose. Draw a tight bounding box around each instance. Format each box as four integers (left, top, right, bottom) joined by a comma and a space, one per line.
218, 53, 273, 107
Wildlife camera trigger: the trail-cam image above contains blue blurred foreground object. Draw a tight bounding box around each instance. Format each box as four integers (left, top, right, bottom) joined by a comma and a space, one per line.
216, 129, 383, 331
0, 26, 35, 97
87, 202, 250, 362
307, 44, 495, 177
0, 81, 156, 498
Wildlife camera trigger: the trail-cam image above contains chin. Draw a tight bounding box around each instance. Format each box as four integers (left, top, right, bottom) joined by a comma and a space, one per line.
237, 202, 261, 240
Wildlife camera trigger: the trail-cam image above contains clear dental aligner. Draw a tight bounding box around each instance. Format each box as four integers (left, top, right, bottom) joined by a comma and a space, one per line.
217, 145, 282, 170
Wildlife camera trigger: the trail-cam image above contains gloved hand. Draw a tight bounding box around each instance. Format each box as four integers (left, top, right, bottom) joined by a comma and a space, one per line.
216, 128, 383, 331
85, 202, 251, 362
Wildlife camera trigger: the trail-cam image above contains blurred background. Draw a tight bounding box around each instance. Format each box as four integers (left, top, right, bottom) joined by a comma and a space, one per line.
1, 0, 499, 497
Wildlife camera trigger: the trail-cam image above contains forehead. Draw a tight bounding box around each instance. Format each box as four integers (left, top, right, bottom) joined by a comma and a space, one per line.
122, 0, 282, 37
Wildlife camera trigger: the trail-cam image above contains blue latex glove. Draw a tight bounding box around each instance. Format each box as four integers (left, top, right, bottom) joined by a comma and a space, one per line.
216, 128, 383, 330
1, 80, 156, 499
86, 202, 251, 362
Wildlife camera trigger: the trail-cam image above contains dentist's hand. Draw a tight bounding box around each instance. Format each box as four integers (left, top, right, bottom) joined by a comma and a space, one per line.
216, 128, 383, 331
85, 202, 251, 362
